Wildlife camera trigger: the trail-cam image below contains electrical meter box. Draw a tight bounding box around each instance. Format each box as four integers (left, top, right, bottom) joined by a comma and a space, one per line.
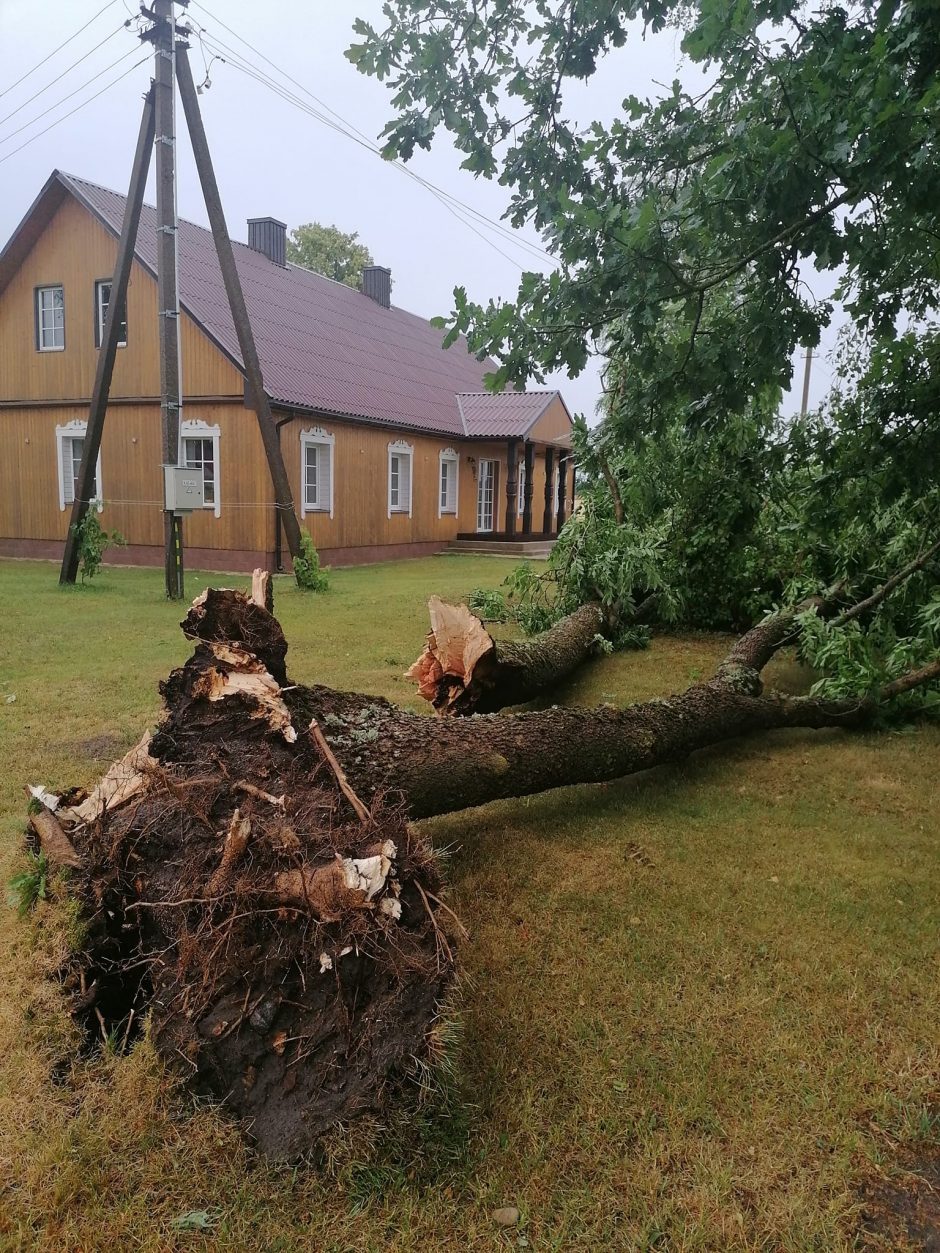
163, 465, 204, 515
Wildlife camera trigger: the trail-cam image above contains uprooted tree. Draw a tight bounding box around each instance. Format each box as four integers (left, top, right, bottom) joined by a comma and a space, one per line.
22, 550, 940, 1159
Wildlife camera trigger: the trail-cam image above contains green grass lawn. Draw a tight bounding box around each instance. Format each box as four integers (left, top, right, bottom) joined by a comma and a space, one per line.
0, 556, 937, 1251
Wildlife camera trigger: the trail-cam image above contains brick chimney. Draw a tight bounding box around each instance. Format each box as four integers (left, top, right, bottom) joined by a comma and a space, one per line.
361, 265, 392, 308
247, 217, 287, 266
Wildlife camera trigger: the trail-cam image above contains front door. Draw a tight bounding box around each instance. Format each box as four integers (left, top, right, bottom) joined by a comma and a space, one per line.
476, 459, 496, 532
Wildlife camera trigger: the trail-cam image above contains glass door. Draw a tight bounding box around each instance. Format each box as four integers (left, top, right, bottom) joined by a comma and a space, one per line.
476, 459, 496, 532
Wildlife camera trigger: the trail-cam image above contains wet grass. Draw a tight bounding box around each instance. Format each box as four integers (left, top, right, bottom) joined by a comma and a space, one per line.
0, 556, 938, 1250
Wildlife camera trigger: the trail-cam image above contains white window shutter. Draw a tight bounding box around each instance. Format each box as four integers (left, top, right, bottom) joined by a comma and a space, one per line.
318, 445, 332, 514
62, 437, 75, 506
402, 453, 412, 514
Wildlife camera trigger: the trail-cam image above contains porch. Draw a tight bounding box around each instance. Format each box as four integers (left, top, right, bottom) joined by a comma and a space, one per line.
462, 433, 575, 544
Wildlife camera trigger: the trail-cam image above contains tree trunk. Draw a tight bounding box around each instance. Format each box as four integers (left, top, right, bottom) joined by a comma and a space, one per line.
407, 597, 604, 714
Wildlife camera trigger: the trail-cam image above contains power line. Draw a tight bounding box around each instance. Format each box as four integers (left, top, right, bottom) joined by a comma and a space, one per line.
196, 36, 536, 272
0, 22, 128, 128
0, 56, 149, 166
188, 3, 557, 269
0, 0, 119, 101
0, 45, 142, 147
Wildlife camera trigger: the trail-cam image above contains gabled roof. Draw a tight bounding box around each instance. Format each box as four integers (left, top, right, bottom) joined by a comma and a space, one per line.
0, 171, 573, 441
457, 389, 569, 438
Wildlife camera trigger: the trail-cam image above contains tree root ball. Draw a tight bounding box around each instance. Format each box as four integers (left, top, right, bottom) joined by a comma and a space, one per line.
39, 590, 460, 1160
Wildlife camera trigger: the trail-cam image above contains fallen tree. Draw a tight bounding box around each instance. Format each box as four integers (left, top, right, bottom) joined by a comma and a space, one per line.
23, 559, 939, 1158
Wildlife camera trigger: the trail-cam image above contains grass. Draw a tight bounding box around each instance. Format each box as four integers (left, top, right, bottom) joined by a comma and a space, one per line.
0, 555, 938, 1250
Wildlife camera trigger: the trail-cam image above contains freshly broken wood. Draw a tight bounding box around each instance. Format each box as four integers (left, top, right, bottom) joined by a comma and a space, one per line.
250, 567, 273, 612
309, 718, 371, 823
407, 596, 605, 715
27, 802, 83, 870
204, 808, 252, 898
58, 732, 156, 825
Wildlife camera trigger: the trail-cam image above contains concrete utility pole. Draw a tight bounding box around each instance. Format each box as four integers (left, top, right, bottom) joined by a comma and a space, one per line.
800, 345, 814, 418
153, 0, 185, 598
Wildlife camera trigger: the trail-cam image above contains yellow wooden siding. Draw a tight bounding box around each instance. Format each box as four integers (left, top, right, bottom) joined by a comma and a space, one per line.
0, 403, 272, 552
527, 395, 572, 444
0, 196, 244, 402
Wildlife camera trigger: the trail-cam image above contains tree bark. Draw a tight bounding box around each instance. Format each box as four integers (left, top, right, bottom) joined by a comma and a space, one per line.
407, 597, 605, 715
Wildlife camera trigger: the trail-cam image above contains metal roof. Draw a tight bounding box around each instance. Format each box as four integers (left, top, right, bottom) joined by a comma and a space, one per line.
456, 389, 567, 438
48, 171, 561, 439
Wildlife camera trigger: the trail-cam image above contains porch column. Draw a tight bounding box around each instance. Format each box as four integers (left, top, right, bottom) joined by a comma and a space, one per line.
505, 438, 520, 536
542, 446, 555, 534
522, 441, 535, 534
556, 450, 569, 532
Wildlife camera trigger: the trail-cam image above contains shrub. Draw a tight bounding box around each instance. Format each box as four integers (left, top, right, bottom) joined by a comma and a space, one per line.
294, 531, 329, 592
7, 852, 49, 917
69, 511, 126, 583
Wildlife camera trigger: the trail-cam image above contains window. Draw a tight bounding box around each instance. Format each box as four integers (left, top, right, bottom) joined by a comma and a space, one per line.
56, 420, 101, 511
517, 459, 526, 514
95, 279, 127, 348
388, 440, 414, 517
36, 285, 65, 351
300, 426, 335, 518
439, 447, 458, 516
180, 420, 221, 517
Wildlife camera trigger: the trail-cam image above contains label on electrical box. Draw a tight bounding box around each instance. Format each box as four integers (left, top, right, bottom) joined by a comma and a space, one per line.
164, 465, 205, 514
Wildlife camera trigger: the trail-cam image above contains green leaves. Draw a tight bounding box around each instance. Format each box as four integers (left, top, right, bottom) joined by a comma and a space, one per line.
286, 222, 375, 289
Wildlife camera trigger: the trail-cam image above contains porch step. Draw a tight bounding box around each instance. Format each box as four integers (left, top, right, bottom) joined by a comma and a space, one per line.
446, 538, 555, 558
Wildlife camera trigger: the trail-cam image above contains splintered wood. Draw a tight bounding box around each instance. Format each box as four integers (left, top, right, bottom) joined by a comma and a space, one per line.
59, 732, 157, 825
192, 642, 297, 742
406, 596, 495, 709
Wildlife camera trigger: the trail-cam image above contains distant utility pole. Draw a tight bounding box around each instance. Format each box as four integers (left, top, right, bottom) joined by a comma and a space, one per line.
153, 0, 184, 598
799, 345, 814, 418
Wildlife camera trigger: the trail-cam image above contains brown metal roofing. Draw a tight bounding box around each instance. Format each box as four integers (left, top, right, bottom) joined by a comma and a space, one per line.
57, 171, 528, 438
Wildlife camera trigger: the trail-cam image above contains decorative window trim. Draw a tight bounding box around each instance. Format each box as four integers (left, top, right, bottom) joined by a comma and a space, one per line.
36, 284, 65, 352
180, 419, 221, 517
300, 426, 335, 518
94, 278, 127, 349
438, 447, 459, 517
56, 419, 102, 512
387, 439, 414, 518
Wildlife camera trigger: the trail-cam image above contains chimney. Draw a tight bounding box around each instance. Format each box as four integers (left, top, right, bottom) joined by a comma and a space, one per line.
361, 265, 391, 309
247, 216, 287, 266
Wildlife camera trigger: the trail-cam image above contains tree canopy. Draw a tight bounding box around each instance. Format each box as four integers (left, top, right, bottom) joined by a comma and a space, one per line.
286, 221, 375, 288
348, 0, 940, 412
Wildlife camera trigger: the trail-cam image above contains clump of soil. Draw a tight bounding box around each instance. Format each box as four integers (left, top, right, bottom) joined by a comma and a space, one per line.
35, 587, 459, 1159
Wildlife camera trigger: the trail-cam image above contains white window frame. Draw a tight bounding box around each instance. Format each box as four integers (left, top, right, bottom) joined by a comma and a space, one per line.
517, 458, 526, 515
388, 439, 414, 518
56, 419, 102, 512
95, 278, 127, 348
180, 419, 221, 517
438, 447, 459, 517
36, 284, 65, 352
300, 426, 335, 518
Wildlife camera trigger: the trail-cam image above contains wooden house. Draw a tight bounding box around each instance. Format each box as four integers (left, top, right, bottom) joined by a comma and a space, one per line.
0, 170, 575, 572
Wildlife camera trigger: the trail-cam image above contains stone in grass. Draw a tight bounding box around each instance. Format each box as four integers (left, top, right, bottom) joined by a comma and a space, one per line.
492, 1206, 521, 1227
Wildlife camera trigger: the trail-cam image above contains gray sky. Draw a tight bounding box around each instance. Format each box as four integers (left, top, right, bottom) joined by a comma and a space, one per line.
0, 0, 831, 419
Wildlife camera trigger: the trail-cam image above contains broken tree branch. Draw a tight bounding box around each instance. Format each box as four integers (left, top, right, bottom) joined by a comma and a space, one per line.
407, 597, 605, 715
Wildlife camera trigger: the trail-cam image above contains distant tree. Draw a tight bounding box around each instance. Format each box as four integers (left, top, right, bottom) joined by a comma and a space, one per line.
286, 221, 375, 288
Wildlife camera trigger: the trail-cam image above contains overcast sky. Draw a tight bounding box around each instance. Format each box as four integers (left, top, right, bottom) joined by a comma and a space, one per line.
0, 0, 832, 419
